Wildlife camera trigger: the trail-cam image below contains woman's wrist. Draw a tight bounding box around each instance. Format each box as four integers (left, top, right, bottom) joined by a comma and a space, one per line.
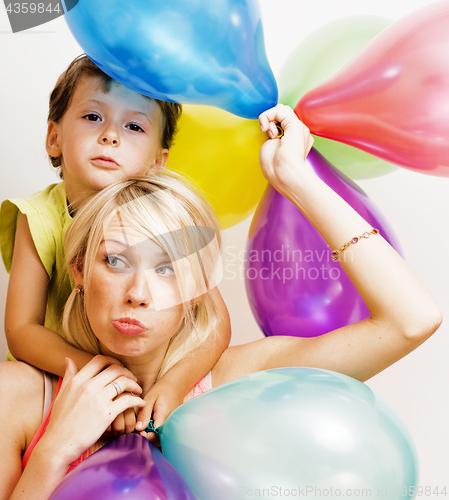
12, 441, 69, 500
32, 435, 72, 476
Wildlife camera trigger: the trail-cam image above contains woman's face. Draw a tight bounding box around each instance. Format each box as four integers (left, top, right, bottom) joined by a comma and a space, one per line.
82, 217, 186, 360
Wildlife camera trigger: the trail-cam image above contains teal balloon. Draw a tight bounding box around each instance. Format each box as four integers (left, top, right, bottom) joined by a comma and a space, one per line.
62, 0, 278, 119
160, 368, 418, 500
279, 16, 397, 180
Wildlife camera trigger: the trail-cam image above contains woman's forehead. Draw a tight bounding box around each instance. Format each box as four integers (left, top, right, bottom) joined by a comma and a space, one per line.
102, 215, 151, 247
101, 214, 185, 255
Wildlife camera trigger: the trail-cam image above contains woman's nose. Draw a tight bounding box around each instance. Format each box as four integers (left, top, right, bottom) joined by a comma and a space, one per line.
125, 272, 152, 307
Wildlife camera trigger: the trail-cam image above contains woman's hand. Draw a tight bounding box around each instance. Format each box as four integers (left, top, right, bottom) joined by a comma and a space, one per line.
36, 356, 146, 470
259, 104, 314, 196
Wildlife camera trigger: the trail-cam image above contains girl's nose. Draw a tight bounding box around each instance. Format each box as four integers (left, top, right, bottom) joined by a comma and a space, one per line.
99, 123, 120, 146
102, 136, 118, 145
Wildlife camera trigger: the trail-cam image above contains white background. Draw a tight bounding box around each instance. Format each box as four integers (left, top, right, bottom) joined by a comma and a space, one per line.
0, 0, 447, 490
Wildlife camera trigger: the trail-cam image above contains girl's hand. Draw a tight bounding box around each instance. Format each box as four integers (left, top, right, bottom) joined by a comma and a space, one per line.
135, 377, 184, 442
259, 104, 314, 196
37, 356, 146, 469
107, 397, 139, 437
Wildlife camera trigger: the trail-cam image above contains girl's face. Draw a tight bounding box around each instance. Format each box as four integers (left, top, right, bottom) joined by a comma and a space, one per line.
79, 217, 186, 361
46, 75, 168, 198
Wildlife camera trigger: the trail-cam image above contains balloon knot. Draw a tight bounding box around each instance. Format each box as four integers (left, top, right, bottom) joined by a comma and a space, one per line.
144, 419, 159, 434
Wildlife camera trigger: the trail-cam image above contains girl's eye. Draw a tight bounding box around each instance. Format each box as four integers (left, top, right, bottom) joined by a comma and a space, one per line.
127, 123, 144, 132
83, 113, 101, 122
155, 265, 175, 276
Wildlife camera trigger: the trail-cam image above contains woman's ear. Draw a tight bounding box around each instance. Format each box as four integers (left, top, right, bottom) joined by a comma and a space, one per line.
71, 260, 84, 287
193, 293, 206, 307
46, 122, 62, 158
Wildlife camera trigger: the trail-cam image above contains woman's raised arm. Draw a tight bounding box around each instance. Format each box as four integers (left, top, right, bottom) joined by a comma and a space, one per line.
212, 105, 442, 386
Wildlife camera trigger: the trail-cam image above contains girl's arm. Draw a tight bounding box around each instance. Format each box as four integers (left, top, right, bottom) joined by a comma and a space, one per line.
212, 105, 442, 387
135, 287, 231, 432
4, 357, 145, 500
5, 214, 94, 373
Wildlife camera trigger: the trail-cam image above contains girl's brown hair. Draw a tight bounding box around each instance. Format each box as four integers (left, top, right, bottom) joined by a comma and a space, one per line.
48, 55, 182, 175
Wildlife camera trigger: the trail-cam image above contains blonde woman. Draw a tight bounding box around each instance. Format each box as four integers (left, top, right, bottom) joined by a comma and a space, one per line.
0, 105, 441, 500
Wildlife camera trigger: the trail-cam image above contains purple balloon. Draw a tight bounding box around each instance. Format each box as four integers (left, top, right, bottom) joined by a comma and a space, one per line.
49, 433, 196, 500
245, 147, 402, 338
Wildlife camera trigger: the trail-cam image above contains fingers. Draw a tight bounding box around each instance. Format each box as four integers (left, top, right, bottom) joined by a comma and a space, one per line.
69, 355, 141, 400
111, 406, 137, 436
111, 393, 146, 420
62, 357, 79, 382
74, 355, 125, 381
151, 403, 172, 429
259, 104, 294, 131
106, 374, 142, 400
140, 430, 161, 449
135, 396, 156, 432
61, 355, 143, 415
259, 104, 310, 141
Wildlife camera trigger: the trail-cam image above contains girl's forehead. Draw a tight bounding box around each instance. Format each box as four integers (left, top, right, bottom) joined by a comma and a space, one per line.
73, 75, 163, 121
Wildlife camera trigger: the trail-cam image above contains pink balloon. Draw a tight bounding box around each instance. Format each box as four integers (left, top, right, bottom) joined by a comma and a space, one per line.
245, 148, 402, 338
295, 1, 449, 177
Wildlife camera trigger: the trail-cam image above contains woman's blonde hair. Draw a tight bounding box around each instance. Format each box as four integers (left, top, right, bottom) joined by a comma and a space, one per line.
62, 173, 222, 379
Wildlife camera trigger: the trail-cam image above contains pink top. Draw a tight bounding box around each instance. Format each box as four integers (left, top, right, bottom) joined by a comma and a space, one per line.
22, 375, 211, 473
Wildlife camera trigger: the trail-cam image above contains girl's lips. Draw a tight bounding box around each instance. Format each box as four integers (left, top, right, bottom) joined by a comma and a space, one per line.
112, 317, 147, 336
91, 157, 120, 169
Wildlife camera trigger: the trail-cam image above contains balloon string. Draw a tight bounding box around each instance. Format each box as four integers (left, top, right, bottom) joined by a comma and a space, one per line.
144, 419, 159, 434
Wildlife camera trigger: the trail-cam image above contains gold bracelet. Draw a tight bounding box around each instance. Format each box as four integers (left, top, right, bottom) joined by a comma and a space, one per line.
331, 229, 379, 261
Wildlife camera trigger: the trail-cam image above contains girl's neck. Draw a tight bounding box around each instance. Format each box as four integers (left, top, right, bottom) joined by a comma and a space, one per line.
65, 182, 98, 214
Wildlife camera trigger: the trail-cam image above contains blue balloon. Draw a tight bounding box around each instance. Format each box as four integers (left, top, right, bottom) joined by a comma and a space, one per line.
160, 368, 418, 500
62, 0, 278, 119
49, 433, 196, 500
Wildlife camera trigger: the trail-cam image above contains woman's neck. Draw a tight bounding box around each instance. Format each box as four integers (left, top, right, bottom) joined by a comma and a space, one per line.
123, 356, 161, 395
101, 348, 166, 396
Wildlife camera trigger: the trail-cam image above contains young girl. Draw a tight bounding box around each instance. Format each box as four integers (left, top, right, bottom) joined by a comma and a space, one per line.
0, 54, 231, 433
0, 105, 441, 500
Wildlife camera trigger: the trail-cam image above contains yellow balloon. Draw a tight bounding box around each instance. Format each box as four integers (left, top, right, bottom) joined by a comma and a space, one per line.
167, 105, 267, 229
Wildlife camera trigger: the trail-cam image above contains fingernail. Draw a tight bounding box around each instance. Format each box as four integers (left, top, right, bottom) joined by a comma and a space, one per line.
136, 421, 143, 430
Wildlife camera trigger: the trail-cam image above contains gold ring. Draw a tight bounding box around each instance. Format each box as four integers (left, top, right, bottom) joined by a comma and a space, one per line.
276, 123, 284, 139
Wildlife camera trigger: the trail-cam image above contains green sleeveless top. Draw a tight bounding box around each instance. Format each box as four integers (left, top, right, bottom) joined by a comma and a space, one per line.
1, 183, 73, 361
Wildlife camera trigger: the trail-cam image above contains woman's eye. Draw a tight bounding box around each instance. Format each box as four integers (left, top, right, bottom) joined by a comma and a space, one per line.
83, 113, 101, 122
155, 265, 175, 276
104, 254, 129, 270
127, 123, 144, 132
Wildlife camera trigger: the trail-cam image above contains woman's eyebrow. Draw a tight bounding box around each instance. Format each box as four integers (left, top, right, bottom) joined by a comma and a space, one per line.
103, 238, 169, 258
153, 251, 170, 258
101, 238, 130, 250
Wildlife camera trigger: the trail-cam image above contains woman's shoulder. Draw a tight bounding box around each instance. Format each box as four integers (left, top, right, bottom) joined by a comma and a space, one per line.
0, 362, 50, 447
211, 336, 311, 388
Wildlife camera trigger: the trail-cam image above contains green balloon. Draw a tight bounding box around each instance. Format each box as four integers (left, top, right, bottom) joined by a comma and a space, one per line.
279, 16, 397, 180
160, 368, 418, 500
